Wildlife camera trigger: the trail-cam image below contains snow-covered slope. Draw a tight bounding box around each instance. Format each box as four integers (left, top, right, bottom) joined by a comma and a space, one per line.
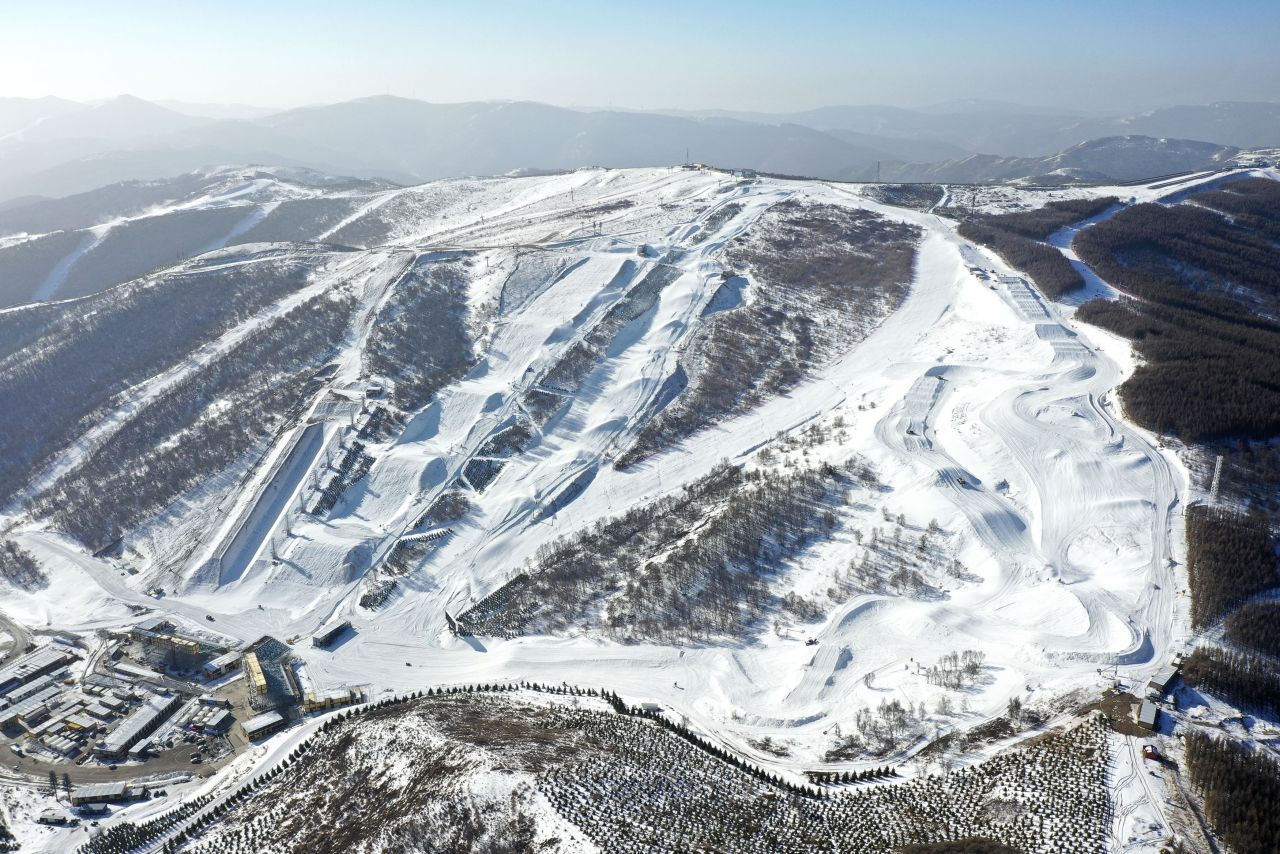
4, 169, 1200, 738
6, 165, 1259, 852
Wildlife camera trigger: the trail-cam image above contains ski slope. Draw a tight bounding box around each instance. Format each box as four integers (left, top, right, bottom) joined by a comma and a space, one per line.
3, 166, 1205, 780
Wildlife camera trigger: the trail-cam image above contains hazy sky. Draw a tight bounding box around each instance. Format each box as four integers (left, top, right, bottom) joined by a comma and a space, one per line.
2, 0, 1277, 113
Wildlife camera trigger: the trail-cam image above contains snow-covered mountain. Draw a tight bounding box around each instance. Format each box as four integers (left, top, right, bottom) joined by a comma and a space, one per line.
1, 161, 1277, 852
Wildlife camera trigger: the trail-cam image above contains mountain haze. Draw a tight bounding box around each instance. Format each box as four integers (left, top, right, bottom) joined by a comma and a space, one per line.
671, 101, 1280, 157
0, 95, 1275, 201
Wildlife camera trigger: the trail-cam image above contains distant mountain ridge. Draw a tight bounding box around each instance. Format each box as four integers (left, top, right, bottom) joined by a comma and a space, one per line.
0, 95, 83, 139
0, 96, 959, 199
666, 100, 1280, 157
881, 136, 1241, 185
0, 95, 1274, 200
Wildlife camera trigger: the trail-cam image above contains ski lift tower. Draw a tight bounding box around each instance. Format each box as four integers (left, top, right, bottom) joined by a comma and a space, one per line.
1209, 455, 1223, 506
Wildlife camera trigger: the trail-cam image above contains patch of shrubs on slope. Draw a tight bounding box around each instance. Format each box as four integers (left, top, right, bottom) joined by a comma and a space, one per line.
1184, 506, 1276, 630
1073, 194, 1280, 440
179, 702, 541, 854
410, 489, 473, 532
1189, 177, 1280, 244
364, 255, 475, 413
0, 253, 323, 505
1224, 601, 1280, 658
229, 196, 370, 245
59, 206, 253, 300
958, 222, 1083, 299
0, 301, 65, 361
29, 291, 357, 550
0, 540, 44, 591
1181, 646, 1280, 718
323, 192, 428, 248
0, 809, 16, 853
1077, 296, 1280, 440
173, 690, 1108, 854
695, 201, 743, 239
1077, 197, 1280, 317
619, 201, 919, 467
458, 457, 872, 643
0, 230, 88, 308
325, 183, 488, 248
544, 700, 1106, 853
863, 184, 945, 211
956, 197, 1116, 299
897, 840, 1020, 854
1185, 731, 1280, 854
967, 197, 1118, 241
